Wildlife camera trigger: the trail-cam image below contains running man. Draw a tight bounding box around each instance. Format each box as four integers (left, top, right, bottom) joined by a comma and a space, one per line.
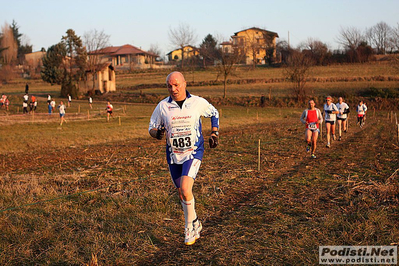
356, 100, 367, 127
106, 101, 113, 122
335, 97, 350, 141
149, 71, 219, 245
88, 96, 93, 109
323, 96, 339, 148
300, 99, 323, 159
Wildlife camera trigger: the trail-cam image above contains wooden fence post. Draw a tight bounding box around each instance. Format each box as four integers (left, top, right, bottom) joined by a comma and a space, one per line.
258, 139, 261, 171
397, 124, 399, 144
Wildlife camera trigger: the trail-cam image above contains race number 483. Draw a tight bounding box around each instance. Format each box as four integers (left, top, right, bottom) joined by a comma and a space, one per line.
172, 137, 192, 148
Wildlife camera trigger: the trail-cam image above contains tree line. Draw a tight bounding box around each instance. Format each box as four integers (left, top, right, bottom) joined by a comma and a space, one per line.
1, 20, 399, 100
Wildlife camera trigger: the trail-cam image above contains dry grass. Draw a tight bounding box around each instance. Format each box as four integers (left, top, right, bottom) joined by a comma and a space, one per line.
0, 63, 398, 265
0, 107, 398, 265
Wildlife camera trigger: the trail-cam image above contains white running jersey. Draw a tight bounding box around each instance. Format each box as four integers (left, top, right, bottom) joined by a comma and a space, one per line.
149, 92, 219, 164
336, 102, 349, 119
324, 103, 338, 121
58, 104, 66, 114
357, 104, 367, 115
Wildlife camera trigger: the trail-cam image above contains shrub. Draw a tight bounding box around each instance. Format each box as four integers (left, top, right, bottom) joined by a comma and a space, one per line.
359, 87, 399, 98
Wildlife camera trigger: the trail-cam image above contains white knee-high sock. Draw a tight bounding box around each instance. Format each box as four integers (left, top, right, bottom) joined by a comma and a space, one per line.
181, 197, 196, 229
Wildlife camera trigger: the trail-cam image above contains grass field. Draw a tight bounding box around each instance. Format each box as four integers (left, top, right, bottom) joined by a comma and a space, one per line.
0, 63, 398, 265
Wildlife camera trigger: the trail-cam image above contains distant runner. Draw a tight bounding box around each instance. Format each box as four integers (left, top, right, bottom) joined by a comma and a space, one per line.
58, 101, 66, 126
323, 96, 339, 148
335, 97, 350, 141
67, 94, 72, 107
106, 101, 113, 122
356, 100, 367, 128
300, 99, 323, 159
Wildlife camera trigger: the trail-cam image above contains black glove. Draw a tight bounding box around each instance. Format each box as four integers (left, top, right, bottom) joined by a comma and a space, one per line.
325, 110, 332, 114
156, 127, 165, 140
209, 134, 218, 148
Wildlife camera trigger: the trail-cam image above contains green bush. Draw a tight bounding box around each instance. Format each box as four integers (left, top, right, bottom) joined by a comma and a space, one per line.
359, 87, 399, 98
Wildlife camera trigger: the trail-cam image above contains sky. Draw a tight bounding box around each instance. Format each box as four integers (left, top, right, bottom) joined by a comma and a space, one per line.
1, 0, 398, 57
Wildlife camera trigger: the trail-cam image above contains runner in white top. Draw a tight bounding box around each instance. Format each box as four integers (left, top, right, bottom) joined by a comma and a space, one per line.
356, 100, 367, 127
58, 101, 66, 126
323, 96, 339, 148
149, 71, 219, 246
335, 97, 350, 141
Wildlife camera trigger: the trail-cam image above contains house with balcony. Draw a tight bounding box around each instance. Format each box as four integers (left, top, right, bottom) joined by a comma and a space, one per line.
229, 27, 279, 65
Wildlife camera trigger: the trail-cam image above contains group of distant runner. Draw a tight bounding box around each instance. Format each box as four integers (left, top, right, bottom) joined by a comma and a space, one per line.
300, 96, 368, 159
0, 86, 114, 126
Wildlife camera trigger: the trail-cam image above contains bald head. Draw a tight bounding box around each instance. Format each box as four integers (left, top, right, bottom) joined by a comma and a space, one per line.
166, 71, 187, 101
166, 71, 185, 84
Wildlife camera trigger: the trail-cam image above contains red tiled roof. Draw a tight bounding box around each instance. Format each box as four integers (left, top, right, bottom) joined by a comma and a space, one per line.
91, 44, 158, 57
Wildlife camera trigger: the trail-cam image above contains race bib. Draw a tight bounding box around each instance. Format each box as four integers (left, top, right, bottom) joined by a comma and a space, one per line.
169, 127, 194, 156
308, 123, 317, 130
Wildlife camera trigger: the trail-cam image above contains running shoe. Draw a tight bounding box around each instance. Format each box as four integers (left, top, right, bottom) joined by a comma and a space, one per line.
338, 136, 342, 141
306, 145, 311, 152
326, 143, 331, 148
311, 154, 317, 159
344, 129, 347, 133
332, 134, 336, 141
185, 218, 202, 245
193, 218, 202, 240
184, 227, 196, 245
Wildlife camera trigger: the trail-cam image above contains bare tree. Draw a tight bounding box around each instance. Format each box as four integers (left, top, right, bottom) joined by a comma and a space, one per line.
168, 23, 197, 68
83, 29, 110, 92
336, 26, 364, 50
390, 23, 399, 51
0, 22, 17, 65
366, 21, 392, 54
336, 26, 365, 62
283, 49, 314, 102
148, 43, 162, 62
276, 39, 290, 64
302, 38, 330, 65
215, 39, 246, 98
